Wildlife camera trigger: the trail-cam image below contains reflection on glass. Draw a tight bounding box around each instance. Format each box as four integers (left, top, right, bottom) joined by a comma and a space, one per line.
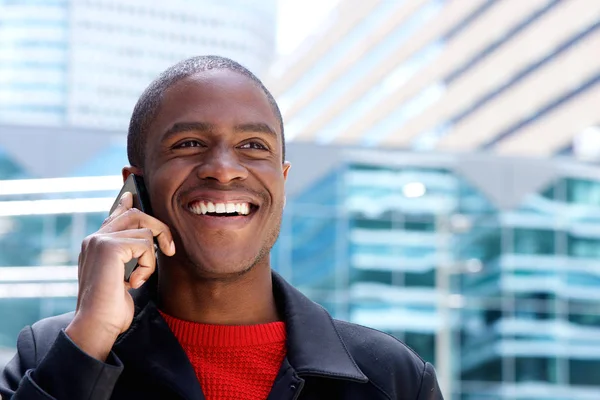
513, 228, 555, 255
566, 178, 600, 205
569, 359, 600, 386
515, 357, 557, 383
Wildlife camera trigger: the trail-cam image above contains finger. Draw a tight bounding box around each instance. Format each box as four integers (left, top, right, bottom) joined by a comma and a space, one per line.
128, 240, 156, 289
108, 228, 154, 241
101, 209, 175, 256
109, 229, 158, 279
114, 237, 157, 288
102, 192, 133, 227
108, 229, 157, 268
128, 265, 153, 290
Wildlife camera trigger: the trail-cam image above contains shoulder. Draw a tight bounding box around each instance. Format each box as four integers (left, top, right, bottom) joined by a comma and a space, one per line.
19, 312, 75, 364
333, 319, 427, 373
30, 312, 74, 338
333, 319, 435, 396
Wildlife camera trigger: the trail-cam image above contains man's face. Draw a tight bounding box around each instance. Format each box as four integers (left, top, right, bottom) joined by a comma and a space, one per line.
138, 70, 290, 279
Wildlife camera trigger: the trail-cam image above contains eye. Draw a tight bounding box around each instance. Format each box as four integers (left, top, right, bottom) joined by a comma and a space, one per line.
239, 141, 268, 150
174, 140, 204, 149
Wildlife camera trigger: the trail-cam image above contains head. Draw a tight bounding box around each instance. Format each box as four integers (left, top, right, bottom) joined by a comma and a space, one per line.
124, 55, 290, 280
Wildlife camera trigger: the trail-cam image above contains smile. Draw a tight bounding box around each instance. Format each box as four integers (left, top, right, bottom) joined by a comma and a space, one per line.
187, 200, 256, 216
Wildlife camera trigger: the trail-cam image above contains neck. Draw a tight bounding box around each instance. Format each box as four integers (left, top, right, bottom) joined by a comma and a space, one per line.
156, 260, 280, 325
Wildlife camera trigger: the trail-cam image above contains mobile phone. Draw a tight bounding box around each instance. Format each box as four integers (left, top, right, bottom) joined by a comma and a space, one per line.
109, 174, 154, 282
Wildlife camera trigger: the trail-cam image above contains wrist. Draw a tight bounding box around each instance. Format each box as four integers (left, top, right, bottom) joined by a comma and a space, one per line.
65, 315, 120, 362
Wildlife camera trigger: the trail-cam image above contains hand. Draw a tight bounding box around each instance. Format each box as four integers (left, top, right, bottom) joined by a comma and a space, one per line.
65, 191, 175, 361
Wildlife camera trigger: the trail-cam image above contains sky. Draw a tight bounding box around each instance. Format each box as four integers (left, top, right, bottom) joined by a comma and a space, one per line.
276, 0, 341, 56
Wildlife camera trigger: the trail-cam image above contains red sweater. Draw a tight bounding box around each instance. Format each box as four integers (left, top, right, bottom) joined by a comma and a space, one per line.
159, 311, 287, 400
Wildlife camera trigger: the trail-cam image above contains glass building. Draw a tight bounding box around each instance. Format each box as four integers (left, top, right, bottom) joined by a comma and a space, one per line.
2, 142, 600, 400
0, 172, 121, 367
0, 0, 277, 129
267, 0, 600, 158
272, 144, 600, 400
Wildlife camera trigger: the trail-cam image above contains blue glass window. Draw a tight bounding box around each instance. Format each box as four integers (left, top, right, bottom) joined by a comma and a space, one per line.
513, 228, 555, 255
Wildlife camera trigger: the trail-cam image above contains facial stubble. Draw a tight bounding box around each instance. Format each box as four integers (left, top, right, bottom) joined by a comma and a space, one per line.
176, 197, 285, 282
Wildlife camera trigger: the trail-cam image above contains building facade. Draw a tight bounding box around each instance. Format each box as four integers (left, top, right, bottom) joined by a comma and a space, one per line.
0, 0, 277, 130
273, 144, 600, 400
267, 0, 600, 158
2, 140, 600, 399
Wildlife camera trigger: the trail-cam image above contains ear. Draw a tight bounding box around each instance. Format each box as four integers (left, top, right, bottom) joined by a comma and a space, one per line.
282, 161, 291, 181
283, 162, 291, 208
122, 166, 143, 183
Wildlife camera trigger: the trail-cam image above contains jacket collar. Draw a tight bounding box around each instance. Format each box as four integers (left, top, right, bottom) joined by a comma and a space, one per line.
114, 278, 204, 399
271, 271, 367, 382
119, 270, 367, 388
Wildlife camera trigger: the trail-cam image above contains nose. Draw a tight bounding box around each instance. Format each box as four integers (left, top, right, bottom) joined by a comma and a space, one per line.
195, 146, 248, 183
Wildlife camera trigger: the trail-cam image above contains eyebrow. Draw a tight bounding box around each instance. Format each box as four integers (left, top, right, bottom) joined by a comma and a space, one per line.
162, 121, 277, 142
234, 122, 277, 138
162, 122, 214, 141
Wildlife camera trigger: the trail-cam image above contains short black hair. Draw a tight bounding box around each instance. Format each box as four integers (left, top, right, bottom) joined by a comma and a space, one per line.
127, 55, 285, 168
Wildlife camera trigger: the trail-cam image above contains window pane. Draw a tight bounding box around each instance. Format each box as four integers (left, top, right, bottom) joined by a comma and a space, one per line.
567, 299, 600, 327
403, 215, 435, 232
567, 235, 600, 258
404, 332, 435, 364
350, 269, 393, 285
566, 178, 600, 205
0, 215, 44, 266
514, 293, 555, 321
290, 214, 337, 290
515, 357, 558, 383
569, 359, 600, 386
85, 213, 105, 236
350, 217, 393, 230
0, 299, 41, 348
568, 312, 600, 328
404, 269, 435, 287
461, 357, 502, 382
461, 229, 501, 263
513, 228, 555, 255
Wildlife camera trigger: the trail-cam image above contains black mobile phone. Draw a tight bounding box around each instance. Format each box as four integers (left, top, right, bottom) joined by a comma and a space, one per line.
109, 174, 154, 282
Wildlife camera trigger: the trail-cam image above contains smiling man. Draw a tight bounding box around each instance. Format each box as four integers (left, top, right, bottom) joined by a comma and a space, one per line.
0, 56, 443, 400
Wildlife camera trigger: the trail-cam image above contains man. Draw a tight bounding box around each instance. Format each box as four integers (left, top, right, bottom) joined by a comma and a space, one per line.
0, 56, 443, 400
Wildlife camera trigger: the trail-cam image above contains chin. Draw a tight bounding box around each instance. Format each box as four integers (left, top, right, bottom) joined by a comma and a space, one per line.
187, 251, 264, 280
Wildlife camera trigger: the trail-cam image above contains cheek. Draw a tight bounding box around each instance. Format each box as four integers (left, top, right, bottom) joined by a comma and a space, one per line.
147, 161, 193, 214
271, 177, 287, 206
251, 163, 286, 192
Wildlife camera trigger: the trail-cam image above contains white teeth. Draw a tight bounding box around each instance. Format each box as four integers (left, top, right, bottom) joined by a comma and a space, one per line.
189, 201, 253, 215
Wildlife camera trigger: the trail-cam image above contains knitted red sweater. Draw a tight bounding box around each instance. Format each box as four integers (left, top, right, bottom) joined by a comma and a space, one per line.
159, 311, 287, 400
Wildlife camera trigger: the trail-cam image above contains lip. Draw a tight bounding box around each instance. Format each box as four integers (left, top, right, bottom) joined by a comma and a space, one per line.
184, 208, 257, 230
181, 190, 260, 230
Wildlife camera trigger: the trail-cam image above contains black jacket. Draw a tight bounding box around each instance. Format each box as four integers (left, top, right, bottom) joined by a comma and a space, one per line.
1, 272, 443, 399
